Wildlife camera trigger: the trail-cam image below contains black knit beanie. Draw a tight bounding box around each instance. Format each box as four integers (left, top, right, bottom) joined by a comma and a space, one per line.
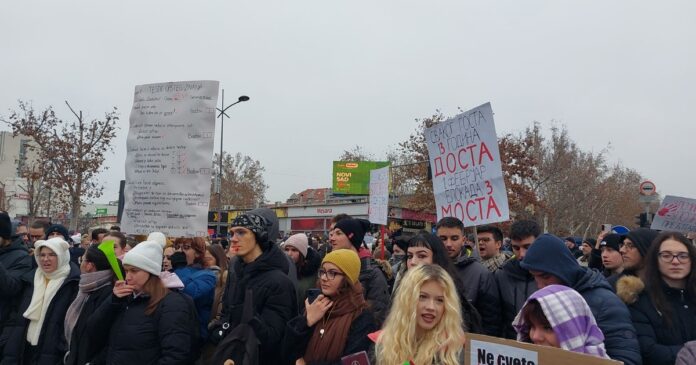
334, 218, 371, 249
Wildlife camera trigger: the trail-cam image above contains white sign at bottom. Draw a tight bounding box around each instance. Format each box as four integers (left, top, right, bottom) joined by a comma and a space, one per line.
470, 339, 538, 365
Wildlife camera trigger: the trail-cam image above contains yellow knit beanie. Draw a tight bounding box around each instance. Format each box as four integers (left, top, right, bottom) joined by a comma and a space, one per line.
322, 249, 361, 284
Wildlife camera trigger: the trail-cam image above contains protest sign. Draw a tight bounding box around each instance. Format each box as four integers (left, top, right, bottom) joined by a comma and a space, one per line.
368, 166, 390, 225
651, 195, 696, 232
425, 103, 510, 225
121, 80, 219, 237
465, 334, 621, 365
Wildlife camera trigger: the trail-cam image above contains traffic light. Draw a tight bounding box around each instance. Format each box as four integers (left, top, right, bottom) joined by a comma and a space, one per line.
635, 213, 652, 228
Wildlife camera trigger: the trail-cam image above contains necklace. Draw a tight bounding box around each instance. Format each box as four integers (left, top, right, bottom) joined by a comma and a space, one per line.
319, 306, 336, 339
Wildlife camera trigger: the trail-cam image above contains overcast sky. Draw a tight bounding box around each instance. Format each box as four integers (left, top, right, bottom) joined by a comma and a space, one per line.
2, 1, 694, 205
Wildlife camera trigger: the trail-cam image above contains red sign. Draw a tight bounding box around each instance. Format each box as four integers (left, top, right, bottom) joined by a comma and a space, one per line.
640, 180, 656, 196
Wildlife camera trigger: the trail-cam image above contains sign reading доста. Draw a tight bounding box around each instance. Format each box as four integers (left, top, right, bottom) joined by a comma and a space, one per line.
425, 102, 510, 226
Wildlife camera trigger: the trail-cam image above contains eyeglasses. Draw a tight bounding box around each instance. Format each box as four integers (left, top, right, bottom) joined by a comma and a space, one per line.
38, 253, 58, 259
619, 242, 636, 250
318, 269, 345, 280
658, 251, 690, 264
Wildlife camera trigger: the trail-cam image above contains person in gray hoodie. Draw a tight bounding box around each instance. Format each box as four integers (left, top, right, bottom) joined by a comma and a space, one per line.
521, 233, 642, 365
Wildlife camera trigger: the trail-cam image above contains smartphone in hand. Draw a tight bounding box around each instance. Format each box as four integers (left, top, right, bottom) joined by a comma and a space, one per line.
306, 288, 321, 304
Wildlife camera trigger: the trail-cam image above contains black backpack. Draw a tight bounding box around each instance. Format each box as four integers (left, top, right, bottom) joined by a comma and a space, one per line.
211, 289, 259, 365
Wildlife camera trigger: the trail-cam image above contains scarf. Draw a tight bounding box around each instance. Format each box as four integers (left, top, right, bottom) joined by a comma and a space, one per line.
64, 270, 114, 346
23, 264, 71, 345
512, 284, 609, 359
304, 283, 367, 363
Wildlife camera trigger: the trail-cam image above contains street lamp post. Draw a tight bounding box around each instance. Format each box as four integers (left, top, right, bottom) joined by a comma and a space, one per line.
216, 90, 250, 238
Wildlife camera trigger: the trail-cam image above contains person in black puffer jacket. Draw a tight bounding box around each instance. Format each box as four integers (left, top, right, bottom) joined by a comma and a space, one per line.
99, 239, 198, 365
0, 212, 33, 355
618, 232, 696, 365
2, 237, 80, 365
521, 234, 641, 365
63, 245, 116, 365
213, 212, 298, 365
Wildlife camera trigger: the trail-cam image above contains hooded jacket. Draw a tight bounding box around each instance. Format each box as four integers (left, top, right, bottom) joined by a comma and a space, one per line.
617, 276, 696, 365
453, 251, 501, 337
0, 239, 33, 349
359, 256, 390, 327
218, 243, 298, 365
1, 263, 80, 365
521, 234, 642, 365
494, 258, 537, 339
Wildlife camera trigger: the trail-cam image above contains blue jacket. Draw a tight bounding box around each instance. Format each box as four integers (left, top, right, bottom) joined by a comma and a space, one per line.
175, 265, 216, 341
521, 234, 642, 365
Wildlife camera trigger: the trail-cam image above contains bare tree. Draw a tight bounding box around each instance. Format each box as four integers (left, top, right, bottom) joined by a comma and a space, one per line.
338, 145, 375, 162
210, 151, 268, 209
4, 100, 119, 230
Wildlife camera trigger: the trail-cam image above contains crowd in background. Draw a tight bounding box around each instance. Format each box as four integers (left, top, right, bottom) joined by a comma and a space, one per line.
1, 208, 696, 364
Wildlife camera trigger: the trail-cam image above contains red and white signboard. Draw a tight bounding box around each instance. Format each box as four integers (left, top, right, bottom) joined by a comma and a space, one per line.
639, 180, 656, 196
425, 102, 510, 226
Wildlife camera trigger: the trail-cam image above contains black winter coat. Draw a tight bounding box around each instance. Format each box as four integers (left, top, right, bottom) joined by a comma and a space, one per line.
1, 263, 80, 365
101, 290, 198, 365
358, 257, 390, 327
64, 284, 113, 365
282, 309, 376, 365
0, 239, 33, 351
453, 252, 501, 336
629, 281, 696, 365
494, 259, 537, 339
219, 244, 298, 365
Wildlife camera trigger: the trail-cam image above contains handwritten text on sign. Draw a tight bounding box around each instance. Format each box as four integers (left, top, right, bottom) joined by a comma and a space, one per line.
426, 103, 509, 225
651, 195, 696, 233
369, 166, 390, 225
471, 340, 538, 365
122, 80, 219, 237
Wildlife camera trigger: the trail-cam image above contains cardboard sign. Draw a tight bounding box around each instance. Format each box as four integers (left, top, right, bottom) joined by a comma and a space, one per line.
651, 195, 696, 232
465, 334, 622, 365
425, 103, 510, 225
122, 80, 219, 236
368, 166, 390, 225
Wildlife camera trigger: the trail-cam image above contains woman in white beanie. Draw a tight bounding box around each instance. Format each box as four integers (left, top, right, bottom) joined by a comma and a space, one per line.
1, 237, 80, 364
99, 240, 198, 365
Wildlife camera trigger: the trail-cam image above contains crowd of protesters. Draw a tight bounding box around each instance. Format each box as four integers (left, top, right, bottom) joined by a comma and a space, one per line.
2, 208, 696, 365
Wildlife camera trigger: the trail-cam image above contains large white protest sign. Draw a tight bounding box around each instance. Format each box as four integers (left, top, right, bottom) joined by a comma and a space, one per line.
121, 80, 219, 237
425, 103, 509, 225
369, 166, 390, 225
651, 195, 696, 233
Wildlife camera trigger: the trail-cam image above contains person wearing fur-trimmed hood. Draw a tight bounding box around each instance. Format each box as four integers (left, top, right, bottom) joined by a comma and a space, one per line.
618, 232, 696, 365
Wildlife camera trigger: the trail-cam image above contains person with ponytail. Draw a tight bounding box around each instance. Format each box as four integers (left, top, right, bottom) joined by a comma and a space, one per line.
63, 245, 117, 365
282, 249, 376, 365
375, 264, 465, 365
100, 240, 198, 365
2, 237, 80, 364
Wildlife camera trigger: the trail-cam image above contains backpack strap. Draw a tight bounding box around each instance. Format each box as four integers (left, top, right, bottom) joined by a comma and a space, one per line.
240, 289, 254, 324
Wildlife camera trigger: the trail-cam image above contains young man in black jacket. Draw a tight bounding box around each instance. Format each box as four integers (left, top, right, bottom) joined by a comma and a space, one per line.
436, 217, 501, 337
494, 219, 539, 339
214, 211, 298, 365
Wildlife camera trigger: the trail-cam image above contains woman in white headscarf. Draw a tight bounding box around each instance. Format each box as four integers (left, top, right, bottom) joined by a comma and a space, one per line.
2, 237, 80, 364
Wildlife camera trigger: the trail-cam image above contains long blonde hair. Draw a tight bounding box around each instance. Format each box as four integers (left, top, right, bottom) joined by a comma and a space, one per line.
376, 264, 464, 365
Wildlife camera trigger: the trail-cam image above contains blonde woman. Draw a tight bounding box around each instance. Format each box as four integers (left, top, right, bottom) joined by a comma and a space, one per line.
375, 264, 465, 365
